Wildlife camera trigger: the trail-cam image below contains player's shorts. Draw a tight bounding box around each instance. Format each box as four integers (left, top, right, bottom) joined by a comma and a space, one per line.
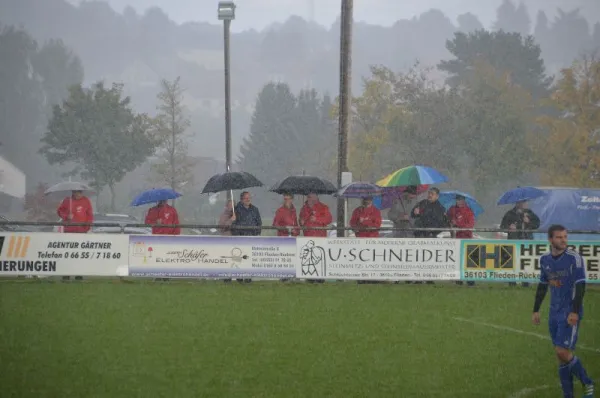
549, 316, 580, 350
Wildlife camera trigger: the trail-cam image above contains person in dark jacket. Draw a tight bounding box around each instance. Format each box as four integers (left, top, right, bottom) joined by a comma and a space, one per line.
500, 201, 540, 240
232, 191, 262, 237
411, 187, 450, 238
501, 200, 540, 287
231, 191, 261, 283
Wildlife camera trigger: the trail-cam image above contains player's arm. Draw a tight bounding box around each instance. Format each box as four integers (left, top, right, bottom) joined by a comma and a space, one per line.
571, 253, 587, 316
532, 258, 548, 325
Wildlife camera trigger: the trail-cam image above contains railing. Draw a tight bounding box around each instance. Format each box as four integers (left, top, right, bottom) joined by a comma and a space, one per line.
2, 220, 600, 236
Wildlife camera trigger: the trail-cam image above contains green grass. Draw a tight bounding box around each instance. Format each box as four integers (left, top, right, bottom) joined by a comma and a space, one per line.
1, 280, 598, 398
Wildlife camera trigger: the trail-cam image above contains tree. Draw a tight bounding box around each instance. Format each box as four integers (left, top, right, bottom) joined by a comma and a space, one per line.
345, 64, 464, 182
438, 29, 552, 100
536, 55, 600, 186
457, 13, 484, 33
493, 0, 531, 36
238, 82, 335, 208
451, 59, 537, 191
40, 81, 158, 210
151, 77, 194, 192
24, 183, 57, 221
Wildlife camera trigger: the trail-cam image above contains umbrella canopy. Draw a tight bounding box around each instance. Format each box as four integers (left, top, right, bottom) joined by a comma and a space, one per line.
497, 186, 545, 205
44, 181, 93, 195
373, 185, 429, 210
377, 165, 448, 187
270, 175, 337, 195
201, 171, 263, 194
438, 190, 484, 218
336, 182, 382, 198
130, 188, 182, 206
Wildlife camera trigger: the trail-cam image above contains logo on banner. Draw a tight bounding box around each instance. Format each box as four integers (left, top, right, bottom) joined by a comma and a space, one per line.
0, 235, 31, 258
299, 240, 326, 276
220, 248, 249, 268
465, 243, 515, 269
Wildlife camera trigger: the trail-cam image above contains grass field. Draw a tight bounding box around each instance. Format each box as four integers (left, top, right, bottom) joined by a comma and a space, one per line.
1, 280, 598, 398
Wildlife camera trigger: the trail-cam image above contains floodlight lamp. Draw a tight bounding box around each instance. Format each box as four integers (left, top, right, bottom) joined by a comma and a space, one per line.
218, 1, 236, 20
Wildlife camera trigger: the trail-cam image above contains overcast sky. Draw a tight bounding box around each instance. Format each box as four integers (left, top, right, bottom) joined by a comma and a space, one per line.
72, 0, 597, 32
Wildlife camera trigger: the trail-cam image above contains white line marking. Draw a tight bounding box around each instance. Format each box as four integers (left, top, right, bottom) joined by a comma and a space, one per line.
508, 384, 552, 398
452, 317, 600, 353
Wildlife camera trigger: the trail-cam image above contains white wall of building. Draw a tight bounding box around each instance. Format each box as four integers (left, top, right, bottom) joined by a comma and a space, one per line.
0, 156, 26, 199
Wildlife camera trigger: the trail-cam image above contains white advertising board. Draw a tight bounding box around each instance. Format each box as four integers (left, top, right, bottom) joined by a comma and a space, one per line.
128, 235, 297, 278
0, 232, 129, 276
296, 238, 461, 281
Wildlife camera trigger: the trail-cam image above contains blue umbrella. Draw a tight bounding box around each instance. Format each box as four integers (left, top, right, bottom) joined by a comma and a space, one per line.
438, 190, 484, 218
131, 188, 182, 206
336, 182, 382, 198
497, 186, 545, 205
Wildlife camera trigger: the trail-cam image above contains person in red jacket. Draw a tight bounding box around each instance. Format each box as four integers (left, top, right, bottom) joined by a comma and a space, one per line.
350, 196, 382, 238
145, 200, 181, 235
299, 193, 333, 238
57, 190, 94, 233
273, 193, 300, 236
446, 194, 475, 239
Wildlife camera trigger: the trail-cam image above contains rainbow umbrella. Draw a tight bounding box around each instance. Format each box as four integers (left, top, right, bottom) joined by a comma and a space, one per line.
377, 165, 448, 187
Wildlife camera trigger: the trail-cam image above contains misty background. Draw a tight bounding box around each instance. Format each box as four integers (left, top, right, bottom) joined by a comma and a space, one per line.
0, 0, 599, 224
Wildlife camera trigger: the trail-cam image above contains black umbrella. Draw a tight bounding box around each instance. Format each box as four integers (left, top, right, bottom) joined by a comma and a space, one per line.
201, 171, 263, 194
270, 175, 337, 195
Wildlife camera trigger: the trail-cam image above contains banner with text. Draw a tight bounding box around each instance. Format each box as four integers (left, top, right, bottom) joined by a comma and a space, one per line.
296, 238, 461, 281
0, 232, 129, 276
460, 240, 600, 283
128, 235, 297, 278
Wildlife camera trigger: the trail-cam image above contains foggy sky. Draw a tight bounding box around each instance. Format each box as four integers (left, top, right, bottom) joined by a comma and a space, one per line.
70, 0, 599, 32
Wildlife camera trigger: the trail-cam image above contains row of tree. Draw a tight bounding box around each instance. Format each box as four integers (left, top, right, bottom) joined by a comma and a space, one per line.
237, 29, 600, 223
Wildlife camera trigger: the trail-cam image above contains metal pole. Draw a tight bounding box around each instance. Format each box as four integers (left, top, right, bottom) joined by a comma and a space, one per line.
336, 0, 353, 238
223, 19, 232, 200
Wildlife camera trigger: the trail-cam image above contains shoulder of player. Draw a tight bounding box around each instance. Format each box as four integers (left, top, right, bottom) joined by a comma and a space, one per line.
539, 252, 552, 262
565, 250, 584, 264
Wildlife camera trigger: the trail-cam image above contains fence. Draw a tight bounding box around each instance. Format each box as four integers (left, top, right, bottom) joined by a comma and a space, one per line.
0, 221, 598, 283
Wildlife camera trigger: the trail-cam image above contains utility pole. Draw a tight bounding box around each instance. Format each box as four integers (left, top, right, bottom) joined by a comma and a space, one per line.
336, 0, 353, 238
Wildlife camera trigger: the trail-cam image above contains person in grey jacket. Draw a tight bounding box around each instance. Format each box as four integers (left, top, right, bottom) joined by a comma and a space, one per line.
388, 186, 419, 238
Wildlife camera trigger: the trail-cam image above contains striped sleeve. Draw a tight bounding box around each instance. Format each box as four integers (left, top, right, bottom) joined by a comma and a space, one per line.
570, 251, 587, 284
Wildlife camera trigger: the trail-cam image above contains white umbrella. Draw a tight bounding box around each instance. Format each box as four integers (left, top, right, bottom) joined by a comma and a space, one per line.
44, 181, 93, 195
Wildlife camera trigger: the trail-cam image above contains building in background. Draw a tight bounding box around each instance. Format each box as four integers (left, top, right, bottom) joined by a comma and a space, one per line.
0, 155, 26, 215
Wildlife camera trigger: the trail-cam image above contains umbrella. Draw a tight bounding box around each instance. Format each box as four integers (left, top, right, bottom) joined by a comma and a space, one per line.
270, 175, 337, 195
438, 190, 484, 218
373, 185, 429, 210
201, 171, 263, 194
336, 182, 382, 198
497, 186, 546, 205
44, 181, 93, 195
377, 165, 448, 187
130, 188, 182, 206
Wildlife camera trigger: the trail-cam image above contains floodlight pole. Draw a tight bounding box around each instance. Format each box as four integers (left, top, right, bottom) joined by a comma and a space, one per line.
336, 0, 353, 238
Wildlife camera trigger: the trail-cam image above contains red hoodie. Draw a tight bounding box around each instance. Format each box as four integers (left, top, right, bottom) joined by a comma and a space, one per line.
57, 196, 94, 233
145, 204, 181, 235
273, 206, 300, 236
299, 201, 332, 237
447, 205, 475, 239
350, 205, 382, 238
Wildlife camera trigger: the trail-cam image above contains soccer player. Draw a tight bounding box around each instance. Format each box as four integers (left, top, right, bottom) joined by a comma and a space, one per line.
532, 225, 594, 398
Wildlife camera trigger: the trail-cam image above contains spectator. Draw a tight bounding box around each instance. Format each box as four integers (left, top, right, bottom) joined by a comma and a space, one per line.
388, 186, 419, 238
218, 201, 236, 236
232, 191, 261, 283
145, 200, 181, 235
411, 187, 449, 238
447, 194, 475, 239
299, 193, 332, 284
57, 190, 93, 281
232, 191, 262, 237
57, 190, 93, 234
350, 196, 382, 238
273, 193, 300, 237
447, 194, 476, 286
299, 193, 332, 238
501, 200, 540, 287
